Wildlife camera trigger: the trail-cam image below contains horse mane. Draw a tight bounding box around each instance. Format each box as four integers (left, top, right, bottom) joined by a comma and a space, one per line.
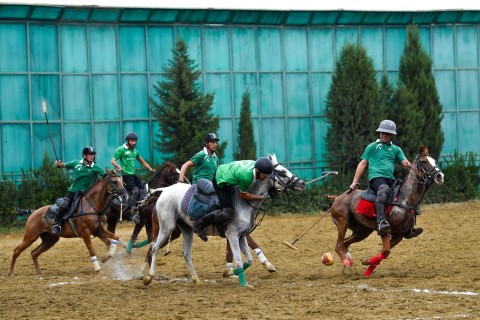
147, 162, 178, 187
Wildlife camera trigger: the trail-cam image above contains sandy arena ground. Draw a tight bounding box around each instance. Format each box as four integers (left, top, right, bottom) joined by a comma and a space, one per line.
1, 200, 479, 320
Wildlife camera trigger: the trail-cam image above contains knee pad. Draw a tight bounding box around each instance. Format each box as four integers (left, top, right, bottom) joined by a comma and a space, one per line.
376, 185, 391, 203
58, 197, 71, 211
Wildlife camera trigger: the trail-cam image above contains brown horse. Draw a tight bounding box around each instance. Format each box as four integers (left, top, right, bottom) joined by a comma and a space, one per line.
105, 162, 180, 252
330, 146, 444, 276
8, 169, 128, 276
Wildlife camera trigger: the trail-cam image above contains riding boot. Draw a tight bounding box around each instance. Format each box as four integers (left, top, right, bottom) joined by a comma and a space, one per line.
193, 212, 216, 242
129, 187, 141, 224
404, 227, 424, 239
51, 197, 70, 236
375, 202, 391, 235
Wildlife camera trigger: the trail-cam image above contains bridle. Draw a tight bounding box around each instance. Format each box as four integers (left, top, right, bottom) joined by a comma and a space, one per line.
271, 163, 302, 192
83, 173, 127, 215
410, 153, 442, 186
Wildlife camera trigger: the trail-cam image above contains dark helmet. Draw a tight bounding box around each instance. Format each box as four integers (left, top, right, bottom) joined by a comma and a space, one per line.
204, 133, 219, 143
82, 146, 96, 155
125, 132, 138, 141
376, 120, 397, 135
255, 157, 274, 178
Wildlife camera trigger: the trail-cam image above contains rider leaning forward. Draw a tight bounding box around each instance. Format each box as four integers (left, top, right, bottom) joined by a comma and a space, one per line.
349, 120, 423, 239
51, 146, 106, 236
193, 156, 274, 242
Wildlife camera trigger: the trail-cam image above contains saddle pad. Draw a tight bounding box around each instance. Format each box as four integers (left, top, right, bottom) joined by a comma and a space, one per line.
355, 199, 393, 218
181, 185, 197, 214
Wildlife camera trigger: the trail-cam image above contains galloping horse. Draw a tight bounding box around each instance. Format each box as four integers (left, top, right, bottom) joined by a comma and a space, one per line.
105, 162, 179, 252
330, 146, 444, 276
8, 169, 128, 276
143, 154, 306, 287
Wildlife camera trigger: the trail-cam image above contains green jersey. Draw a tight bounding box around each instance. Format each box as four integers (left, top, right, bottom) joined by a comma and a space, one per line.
215, 160, 255, 192
191, 148, 219, 183
113, 144, 140, 175
64, 160, 106, 193
361, 140, 407, 181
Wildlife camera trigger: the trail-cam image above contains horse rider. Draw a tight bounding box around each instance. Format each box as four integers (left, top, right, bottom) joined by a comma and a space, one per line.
179, 133, 274, 275
193, 157, 274, 242
51, 146, 106, 236
111, 132, 155, 211
349, 120, 423, 238
178, 132, 220, 184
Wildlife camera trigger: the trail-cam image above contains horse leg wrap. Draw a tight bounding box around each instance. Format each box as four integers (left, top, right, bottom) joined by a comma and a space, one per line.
243, 262, 251, 270
254, 248, 267, 264
134, 239, 149, 248
126, 239, 135, 253
91, 256, 101, 271
108, 240, 118, 256
234, 268, 247, 287
369, 252, 385, 266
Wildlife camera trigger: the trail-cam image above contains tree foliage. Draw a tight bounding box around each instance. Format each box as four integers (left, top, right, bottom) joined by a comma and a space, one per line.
395, 25, 444, 159
234, 91, 257, 160
150, 39, 226, 166
325, 43, 383, 174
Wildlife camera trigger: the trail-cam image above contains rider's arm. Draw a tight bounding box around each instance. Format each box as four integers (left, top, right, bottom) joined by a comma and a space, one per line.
179, 160, 194, 182
111, 158, 122, 172
239, 191, 263, 201
350, 159, 368, 190
401, 159, 411, 168
137, 156, 154, 172
55, 160, 65, 168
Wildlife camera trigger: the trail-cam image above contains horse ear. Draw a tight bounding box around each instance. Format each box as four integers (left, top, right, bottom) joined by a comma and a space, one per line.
269, 153, 277, 164
418, 145, 429, 156
106, 168, 111, 175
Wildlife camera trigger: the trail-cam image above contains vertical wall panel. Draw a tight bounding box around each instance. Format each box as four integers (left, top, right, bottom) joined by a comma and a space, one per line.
233, 73, 258, 117
0, 24, 27, 72
219, 119, 234, 163
260, 118, 286, 161
148, 26, 174, 72
62, 75, 90, 120
119, 26, 146, 72
433, 26, 455, 68
93, 122, 120, 166
89, 26, 117, 72
311, 73, 331, 115
2, 124, 30, 172
29, 24, 58, 72
385, 28, 406, 70
0, 75, 29, 120
309, 28, 334, 71
360, 27, 383, 70
204, 27, 229, 71
123, 121, 152, 162
63, 123, 91, 161
205, 73, 232, 117
458, 112, 480, 153
285, 73, 310, 115
231, 27, 256, 71
441, 112, 457, 155
335, 28, 358, 58
31, 75, 60, 121
92, 75, 119, 120
259, 73, 284, 115
288, 118, 312, 161
176, 27, 203, 69
120, 75, 148, 118
33, 123, 62, 167
457, 70, 479, 110
284, 28, 308, 71
258, 28, 282, 71
434, 70, 456, 110
456, 26, 478, 68
60, 25, 88, 72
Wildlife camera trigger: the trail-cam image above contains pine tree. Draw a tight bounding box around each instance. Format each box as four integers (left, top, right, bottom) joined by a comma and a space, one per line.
325, 43, 382, 173
395, 25, 444, 159
150, 39, 226, 166
234, 91, 256, 160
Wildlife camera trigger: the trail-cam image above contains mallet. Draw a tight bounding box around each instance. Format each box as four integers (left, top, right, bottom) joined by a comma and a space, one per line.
283, 189, 351, 250
305, 171, 338, 185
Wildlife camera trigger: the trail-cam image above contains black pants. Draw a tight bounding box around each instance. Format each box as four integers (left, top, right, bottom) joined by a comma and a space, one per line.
213, 173, 234, 209
122, 175, 143, 193
369, 177, 394, 193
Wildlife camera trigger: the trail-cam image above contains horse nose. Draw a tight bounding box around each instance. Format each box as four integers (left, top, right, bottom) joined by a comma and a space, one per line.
434, 172, 444, 185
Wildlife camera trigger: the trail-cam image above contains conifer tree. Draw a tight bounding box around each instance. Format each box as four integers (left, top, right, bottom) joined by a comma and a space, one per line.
325, 43, 382, 173
150, 39, 226, 166
395, 25, 444, 159
234, 91, 256, 160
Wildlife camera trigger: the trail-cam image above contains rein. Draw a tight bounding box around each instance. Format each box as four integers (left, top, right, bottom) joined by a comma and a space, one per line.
77, 175, 125, 217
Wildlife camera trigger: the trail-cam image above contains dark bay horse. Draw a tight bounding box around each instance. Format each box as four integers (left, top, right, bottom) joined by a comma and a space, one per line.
8, 169, 128, 276
106, 162, 179, 252
330, 146, 444, 276
143, 154, 306, 288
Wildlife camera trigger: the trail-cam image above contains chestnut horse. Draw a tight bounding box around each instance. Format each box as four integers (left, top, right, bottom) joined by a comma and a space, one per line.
330, 146, 444, 276
105, 162, 180, 252
8, 169, 128, 276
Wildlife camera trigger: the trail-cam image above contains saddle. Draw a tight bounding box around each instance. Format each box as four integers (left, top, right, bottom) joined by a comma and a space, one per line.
181, 179, 220, 219
355, 180, 402, 218
45, 191, 84, 224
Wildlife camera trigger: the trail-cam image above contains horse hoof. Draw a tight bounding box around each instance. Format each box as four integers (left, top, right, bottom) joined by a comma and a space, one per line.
263, 261, 277, 273
8, 272, 14, 278
143, 275, 153, 286
223, 269, 234, 278
342, 259, 353, 267
193, 277, 202, 285
361, 257, 370, 265
242, 283, 254, 289
96, 269, 105, 276
101, 255, 111, 263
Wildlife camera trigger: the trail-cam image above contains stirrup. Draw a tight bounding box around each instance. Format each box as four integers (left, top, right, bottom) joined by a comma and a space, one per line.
377, 220, 391, 235
51, 225, 61, 236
